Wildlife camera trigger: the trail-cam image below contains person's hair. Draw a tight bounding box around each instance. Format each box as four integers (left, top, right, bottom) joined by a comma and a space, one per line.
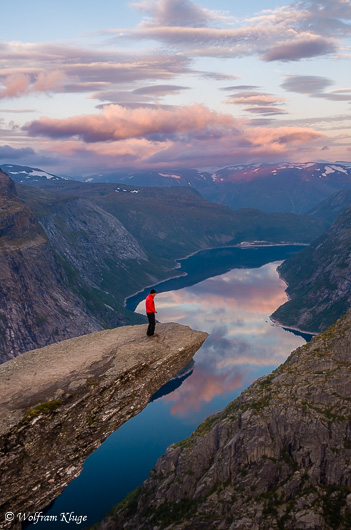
150, 289, 157, 294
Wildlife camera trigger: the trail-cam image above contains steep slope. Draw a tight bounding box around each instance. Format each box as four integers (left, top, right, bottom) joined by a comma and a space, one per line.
307, 189, 351, 225
0, 170, 102, 362
18, 181, 328, 261
104, 312, 351, 530
271, 203, 351, 333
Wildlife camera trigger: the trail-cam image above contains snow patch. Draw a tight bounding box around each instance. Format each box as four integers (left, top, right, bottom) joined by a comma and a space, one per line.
321, 166, 335, 177
330, 165, 348, 174
159, 173, 181, 179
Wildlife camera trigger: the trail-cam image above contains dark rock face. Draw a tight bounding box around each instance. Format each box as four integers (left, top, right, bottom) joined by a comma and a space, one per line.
272, 203, 351, 333
0, 322, 208, 526
106, 312, 351, 530
0, 170, 102, 362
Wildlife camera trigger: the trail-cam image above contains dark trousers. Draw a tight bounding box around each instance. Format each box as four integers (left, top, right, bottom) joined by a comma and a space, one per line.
147, 312, 156, 336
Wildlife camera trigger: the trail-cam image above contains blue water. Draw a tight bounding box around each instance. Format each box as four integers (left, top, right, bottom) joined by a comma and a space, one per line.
26, 245, 312, 528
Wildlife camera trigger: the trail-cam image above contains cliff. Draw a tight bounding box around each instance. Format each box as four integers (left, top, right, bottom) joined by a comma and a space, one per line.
272, 203, 351, 333
105, 312, 351, 529
0, 170, 103, 362
0, 322, 207, 527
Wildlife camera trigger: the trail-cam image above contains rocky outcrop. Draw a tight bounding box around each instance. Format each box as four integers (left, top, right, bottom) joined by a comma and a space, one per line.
0, 322, 208, 527
272, 203, 351, 333
106, 312, 351, 530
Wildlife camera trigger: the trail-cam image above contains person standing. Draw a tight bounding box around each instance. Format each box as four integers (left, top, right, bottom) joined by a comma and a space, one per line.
146, 289, 157, 336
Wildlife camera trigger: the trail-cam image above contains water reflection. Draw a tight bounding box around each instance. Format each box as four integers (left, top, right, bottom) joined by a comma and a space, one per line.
136, 261, 305, 418
33, 249, 311, 528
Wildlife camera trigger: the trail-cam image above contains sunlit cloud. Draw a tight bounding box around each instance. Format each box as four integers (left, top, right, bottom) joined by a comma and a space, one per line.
24, 103, 235, 142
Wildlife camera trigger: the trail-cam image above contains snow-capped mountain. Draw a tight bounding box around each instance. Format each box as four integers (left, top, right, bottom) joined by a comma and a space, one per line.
2, 161, 351, 214
0, 164, 69, 185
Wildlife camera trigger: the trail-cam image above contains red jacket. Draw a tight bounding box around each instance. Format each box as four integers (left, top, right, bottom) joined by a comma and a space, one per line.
146, 294, 156, 313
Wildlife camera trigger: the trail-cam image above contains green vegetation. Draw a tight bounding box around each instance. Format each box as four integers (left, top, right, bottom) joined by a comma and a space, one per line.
23, 400, 62, 422
110, 486, 142, 519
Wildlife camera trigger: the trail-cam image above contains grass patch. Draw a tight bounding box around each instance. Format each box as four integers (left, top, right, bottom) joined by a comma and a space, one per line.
23, 400, 62, 422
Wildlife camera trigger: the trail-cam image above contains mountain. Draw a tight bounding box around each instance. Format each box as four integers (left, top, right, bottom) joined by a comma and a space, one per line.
17, 180, 328, 261
0, 170, 103, 363
80, 162, 351, 214
0, 163, 70, 188
5, 162, 351, 214
103, 311, 351, 530
0, 169, 329, 362
306, 189, 351, 225
271, 202, 351, 333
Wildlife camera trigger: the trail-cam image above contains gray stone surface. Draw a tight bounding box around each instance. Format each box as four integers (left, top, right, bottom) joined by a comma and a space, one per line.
0, 322, 207, 527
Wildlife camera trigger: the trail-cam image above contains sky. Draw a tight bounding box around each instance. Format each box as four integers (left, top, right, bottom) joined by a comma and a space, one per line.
0, 0, 350, 176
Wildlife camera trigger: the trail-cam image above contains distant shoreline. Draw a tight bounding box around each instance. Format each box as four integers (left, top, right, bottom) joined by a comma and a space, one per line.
124, 241, 308, 309
269, 316, 317, 337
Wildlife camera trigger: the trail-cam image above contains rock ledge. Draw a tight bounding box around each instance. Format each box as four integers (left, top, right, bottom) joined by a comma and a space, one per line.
0, 322, 207, 526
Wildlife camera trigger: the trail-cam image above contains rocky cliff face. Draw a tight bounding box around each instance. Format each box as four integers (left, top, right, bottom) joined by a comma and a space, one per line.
105, 312, 351, 530
272, 203, 351, 333
0, 170, 103, 362
0, 322, 207, 527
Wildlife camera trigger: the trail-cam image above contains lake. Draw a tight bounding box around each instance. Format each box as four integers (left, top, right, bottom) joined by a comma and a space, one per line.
26, 245, 312, 528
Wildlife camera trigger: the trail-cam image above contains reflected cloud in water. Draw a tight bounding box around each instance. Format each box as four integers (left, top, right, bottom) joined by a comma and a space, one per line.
136, 261, 306, 417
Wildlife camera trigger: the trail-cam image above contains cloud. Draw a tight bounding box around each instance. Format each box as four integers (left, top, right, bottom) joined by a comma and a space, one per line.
0, 144, 36, 160
282, 75, 334, 94
133, 84, 189, 96
0, 108, 36, 113
90, 85, 190, 106
22, 101, 325, 172
27, 115, 325, 174
0, 41, 192, 102
132, 0, 211, 27
221, 85, 260, 92
297, 0, 351, 38
0, 71, 67, 99
244, 107, 288, 116
225, 92, 286, 106
262, 35, 337, 61
24, 103, 236, 142
110, 0, 349, 62
282, 75, 351, 102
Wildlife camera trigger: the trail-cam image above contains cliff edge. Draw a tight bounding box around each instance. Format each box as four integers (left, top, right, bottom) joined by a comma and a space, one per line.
106, 313, 351, 530
0, 322, 208, 526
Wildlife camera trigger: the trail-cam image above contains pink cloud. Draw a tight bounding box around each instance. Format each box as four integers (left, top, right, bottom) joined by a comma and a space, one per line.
0, 71, 67, 99
225, 93, 286, 106
25, 103, 236, 142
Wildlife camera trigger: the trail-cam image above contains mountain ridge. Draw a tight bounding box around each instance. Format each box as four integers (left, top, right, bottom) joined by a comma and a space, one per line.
3, 161, 351, 214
